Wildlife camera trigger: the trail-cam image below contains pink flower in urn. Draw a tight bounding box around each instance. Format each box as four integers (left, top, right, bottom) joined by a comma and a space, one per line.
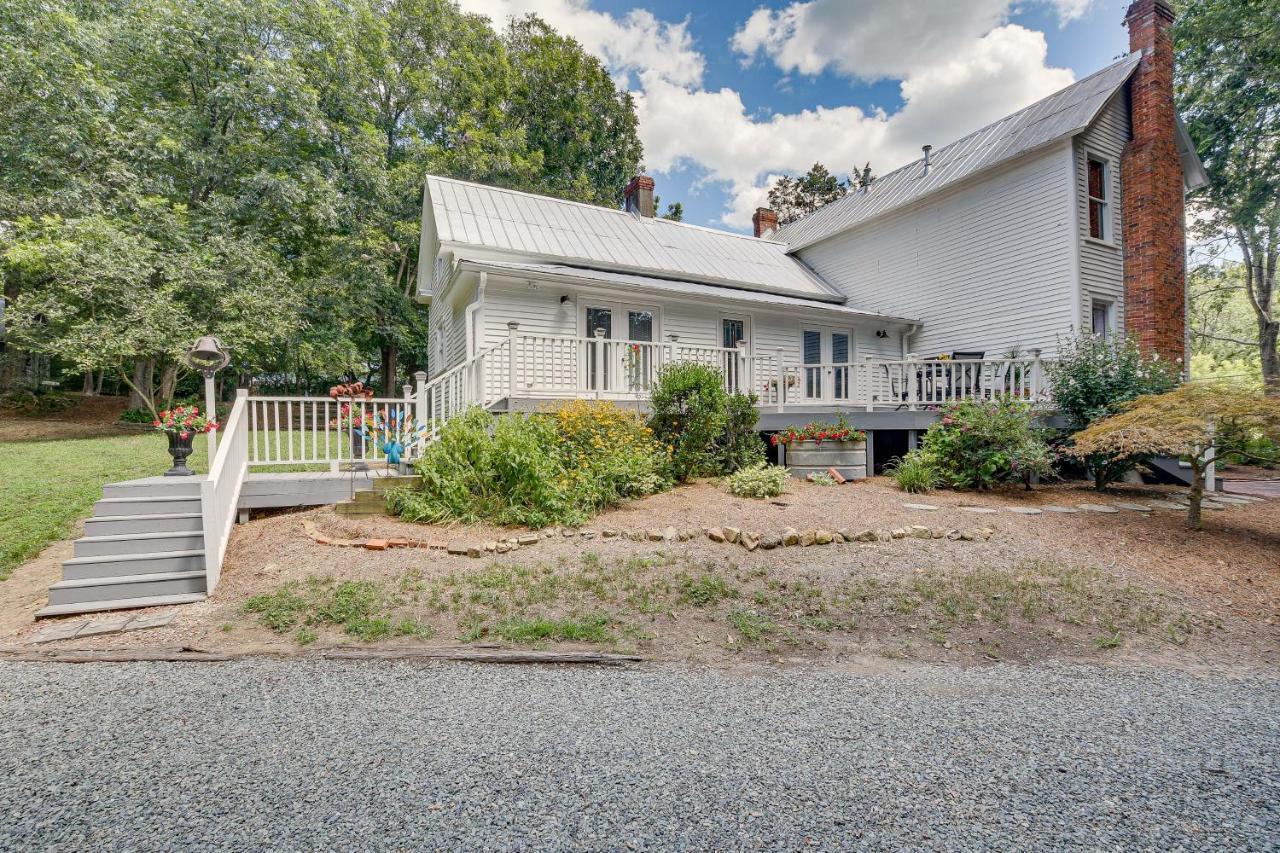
180, 431, 190, 440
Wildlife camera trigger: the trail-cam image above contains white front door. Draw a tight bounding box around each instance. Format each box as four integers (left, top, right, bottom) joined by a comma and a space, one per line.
581, 303, 658, 392
802, 327, 853, 402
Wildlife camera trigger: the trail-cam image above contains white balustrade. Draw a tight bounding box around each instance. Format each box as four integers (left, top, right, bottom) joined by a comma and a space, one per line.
200, 389, 249, 593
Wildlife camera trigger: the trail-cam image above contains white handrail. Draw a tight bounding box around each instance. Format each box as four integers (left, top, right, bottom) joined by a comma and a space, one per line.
200, 389, 249, 593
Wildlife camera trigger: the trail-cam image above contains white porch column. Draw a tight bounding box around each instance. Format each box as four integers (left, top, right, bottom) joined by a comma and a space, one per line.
414, 370, 428, 429
593, 327, 606, 399
1029, 348, 1044, 399
735, 339, 749, 396
507, 321, 519, 400
907, 353, 919, 410
774, 346, 786, 413
863, 356, 874, 412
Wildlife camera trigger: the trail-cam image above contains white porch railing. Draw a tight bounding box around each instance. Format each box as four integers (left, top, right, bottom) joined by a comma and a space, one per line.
200, 388, 249, 593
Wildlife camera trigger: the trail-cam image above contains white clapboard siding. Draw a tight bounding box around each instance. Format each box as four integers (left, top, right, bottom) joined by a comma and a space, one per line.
797, 143, 1078, 359
1075, 90, 1130, 329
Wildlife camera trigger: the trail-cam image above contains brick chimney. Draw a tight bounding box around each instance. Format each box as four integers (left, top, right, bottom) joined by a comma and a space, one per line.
752, 207, 778, 238
1122, 0, 1186, 364
624, 175, 655, 218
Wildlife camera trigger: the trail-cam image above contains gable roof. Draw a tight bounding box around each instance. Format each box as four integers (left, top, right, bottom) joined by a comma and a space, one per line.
772, 53, 1146, 252
424, 175, 843, 302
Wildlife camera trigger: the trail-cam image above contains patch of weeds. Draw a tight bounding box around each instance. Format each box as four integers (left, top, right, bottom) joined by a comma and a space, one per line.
492, 613, 614, 645
797, 615, 836, 632
1094, 624, 1123, 650
243, 585, 310, 632
295, 626, 318, 645
219, 623, 235, 633
727, 609, 776, 643
395, 618, 435, 639
677, 572, 737, 607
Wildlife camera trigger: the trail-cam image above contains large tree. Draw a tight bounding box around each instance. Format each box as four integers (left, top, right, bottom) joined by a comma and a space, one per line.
768, 162, 873, 225
1176, 0, 1280, 392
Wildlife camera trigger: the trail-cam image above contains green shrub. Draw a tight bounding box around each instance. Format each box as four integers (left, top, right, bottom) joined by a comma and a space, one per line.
648, 362, 764, 481
1047, 333, 1181, 489
391, 402, 672, 528
726, 463, 789, 498
391, 408, 575, 528
807, 471, 838, 486
886, 451, 942, 493
118, 407, 155, 424
920, 397, 1055, 490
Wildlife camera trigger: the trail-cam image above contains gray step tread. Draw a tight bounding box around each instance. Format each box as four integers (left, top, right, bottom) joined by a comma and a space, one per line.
96, 495, 201, 506
49, 569, 207, 591
63, 549, 205, 567
89, 512, 203, 524
77, 531, 204, 546
36, 593, 207, 619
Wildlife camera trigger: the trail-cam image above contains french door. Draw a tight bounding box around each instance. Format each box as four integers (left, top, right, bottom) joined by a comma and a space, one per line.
802, 327, 853, 402
582, 303, 658, 393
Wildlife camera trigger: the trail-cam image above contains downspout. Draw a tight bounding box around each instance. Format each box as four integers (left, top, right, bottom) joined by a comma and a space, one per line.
465, 271, 487, 359
901, 323, 920, 359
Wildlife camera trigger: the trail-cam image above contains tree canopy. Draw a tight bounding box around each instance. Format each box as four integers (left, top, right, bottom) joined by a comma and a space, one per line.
1175, 0, 1280, 391
0, 0, 645, 410
768, 162, 873, 226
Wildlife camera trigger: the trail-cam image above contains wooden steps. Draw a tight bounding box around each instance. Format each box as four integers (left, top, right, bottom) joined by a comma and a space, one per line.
334, 475, 419, 519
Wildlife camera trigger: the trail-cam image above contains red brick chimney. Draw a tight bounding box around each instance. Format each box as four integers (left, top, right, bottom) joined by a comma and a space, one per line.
1122, 0, 1186, 364
752, 207, 778, 238
624, 175, 655, 218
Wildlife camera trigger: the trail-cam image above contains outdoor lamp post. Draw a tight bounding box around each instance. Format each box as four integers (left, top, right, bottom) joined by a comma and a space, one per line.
186, 336, 231, 465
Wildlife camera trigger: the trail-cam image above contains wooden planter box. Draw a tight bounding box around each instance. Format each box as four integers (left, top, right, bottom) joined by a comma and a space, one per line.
783, 439, 867, 480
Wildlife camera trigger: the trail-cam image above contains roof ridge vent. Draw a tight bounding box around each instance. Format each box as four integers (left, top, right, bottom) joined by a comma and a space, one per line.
921, 144, 933, 177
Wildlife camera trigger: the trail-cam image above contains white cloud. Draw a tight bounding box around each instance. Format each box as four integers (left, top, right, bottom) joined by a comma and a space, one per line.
644, 24, 1074, 227
456, 0, 704, 87
458, 0, 1080, 229
1048, 0, 1095, 24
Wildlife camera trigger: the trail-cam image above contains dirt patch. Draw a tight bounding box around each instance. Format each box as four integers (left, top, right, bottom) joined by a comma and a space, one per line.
0, 395, 137, 442
7, 477, 1278, 669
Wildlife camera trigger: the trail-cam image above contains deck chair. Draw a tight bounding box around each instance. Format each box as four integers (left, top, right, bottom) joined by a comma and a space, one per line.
949, 351, 986, 398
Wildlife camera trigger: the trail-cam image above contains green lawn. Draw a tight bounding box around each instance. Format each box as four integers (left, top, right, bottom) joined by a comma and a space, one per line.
0, 433, 209, 581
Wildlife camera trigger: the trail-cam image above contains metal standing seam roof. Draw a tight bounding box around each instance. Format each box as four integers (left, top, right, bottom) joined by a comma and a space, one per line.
425, 175, 844, 302
772, 53, 1145, 252
454, 258, 921, 325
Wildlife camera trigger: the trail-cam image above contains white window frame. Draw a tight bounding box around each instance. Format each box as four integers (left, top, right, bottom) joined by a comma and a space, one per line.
577, 301, 662, 342
720, 314, 751, 351
1085, 154, 1112, 244
1090, 298, 1115, 340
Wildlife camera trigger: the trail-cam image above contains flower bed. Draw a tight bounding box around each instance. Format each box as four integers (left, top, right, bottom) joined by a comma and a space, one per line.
771, 416, 867, 480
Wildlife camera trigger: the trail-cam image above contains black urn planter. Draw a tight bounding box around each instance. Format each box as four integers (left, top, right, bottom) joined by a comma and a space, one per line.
164, 431, 196, 477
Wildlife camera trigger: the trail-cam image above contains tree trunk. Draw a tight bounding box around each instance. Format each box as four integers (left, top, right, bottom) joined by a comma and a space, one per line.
1186, 456, 1205, 530
381, 344, 397, 397
157, 363, 179, 409
129, 359, 153, 409
1260, 313, 1279, 395
94, 370, 104, 395
81, 370, 96, 396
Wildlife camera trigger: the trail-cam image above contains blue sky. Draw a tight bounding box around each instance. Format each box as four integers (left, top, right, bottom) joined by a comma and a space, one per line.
459, 0, 1136, 230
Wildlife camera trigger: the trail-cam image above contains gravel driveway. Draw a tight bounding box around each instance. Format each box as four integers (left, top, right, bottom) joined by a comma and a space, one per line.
1, 660, 1276, 851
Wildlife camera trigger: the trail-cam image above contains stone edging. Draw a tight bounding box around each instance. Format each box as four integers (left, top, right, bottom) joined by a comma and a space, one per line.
302, 518, 995, 558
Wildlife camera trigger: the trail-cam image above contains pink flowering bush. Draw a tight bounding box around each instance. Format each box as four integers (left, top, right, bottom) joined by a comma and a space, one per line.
913, 397, 1055, 490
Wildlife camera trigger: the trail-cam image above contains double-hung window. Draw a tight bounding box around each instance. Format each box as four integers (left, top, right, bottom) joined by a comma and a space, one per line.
1087, 157, 1110, 241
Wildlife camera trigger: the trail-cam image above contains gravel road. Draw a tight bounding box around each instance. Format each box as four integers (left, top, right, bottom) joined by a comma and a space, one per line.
1, 660, 1277, 851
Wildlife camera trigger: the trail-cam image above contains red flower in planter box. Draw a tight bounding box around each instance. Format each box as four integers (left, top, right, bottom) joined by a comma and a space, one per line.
773, 414, 866, 447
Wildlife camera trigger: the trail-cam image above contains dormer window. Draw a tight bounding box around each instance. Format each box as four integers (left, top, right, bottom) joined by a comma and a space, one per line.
1087, 157, 1110, 241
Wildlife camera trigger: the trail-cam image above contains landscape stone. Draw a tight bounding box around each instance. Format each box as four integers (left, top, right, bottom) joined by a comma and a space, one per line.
741, 532, 761, 551
908, 525, 931, 539
647, 529, 665, 542
466, 546, 482, 558
483, 541, 498, 553
979, 527, 996, 540
663, 526, 678, 541
815, 530, 834, 545
800, 531, 816, 547
890, 528, 906, 539
723, 526, 741, 544
1007, 507, 1042, 515
782, 528, 799, 546
902, 503, 940, 511
760, 533, 781, 550
707, 527, 727, 543
446, 543, 468, 556
931, 528, 948, 539
1147, 500, 1185, 510
365, 539, 389, 551
836, 528, 854, 542
959, 530, 977, 541
946, 530, 962, 540
517, 534, 540, 546
1078, 503, 1120, 514
961, 506, 998, 514
601, 529, 619, 538
874, 530, 893, 543
562, 528, 576, 537
1115, 502, 1152, 512
496, 542, 510, 554
853, 529, 877, 542
1041, 505, 1078, 513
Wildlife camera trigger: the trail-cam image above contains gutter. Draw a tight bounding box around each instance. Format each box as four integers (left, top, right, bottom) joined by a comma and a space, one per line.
901, 323, 920, 358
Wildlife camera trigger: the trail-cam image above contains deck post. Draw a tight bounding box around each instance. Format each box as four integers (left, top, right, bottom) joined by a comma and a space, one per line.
507, 322, 519, 400
735, 340, 749, 396
593, 328, 606, 399
1029, 348, 1043, 399
907, 353, 919, 411
862, 356, 874, 412
413, 370, 428, 435
774, 347, 785, 413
